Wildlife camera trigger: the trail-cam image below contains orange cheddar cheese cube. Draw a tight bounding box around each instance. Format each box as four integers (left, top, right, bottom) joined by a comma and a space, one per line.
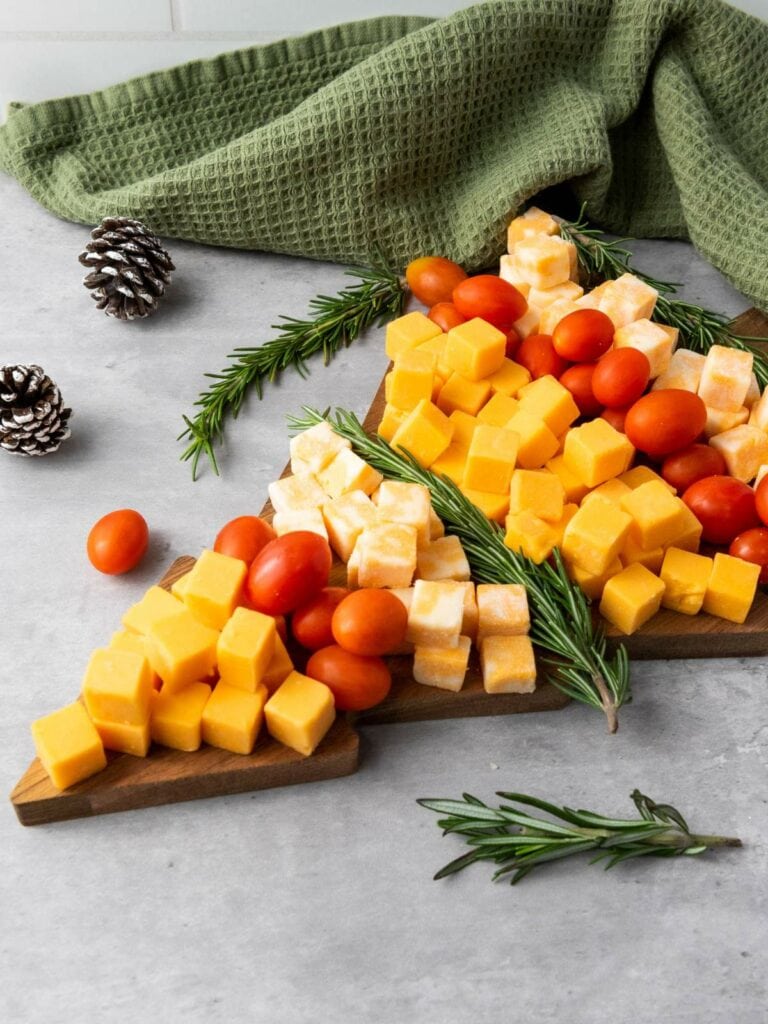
375, 481, 432, 545
391, 399, 454, 467
480, 635, 536, 694
437, 373, 491, 417
150, 681, 212, 751
416, 332, 450, 372
317, 448, 383, 498
709, 424, 768, 482
702, 552, 760, 624
413, 635, 471, 693
358, 523, 418, 588
618, 465, 675, 493
272, 508, 328, 541
31, 702, 106, 790
385, 311, 442, 360
613, 319, 677, 379
462, 488, 510, 523
406, 579, 465, 648
183, 548, 247, 630
504, 509, 558, 564
447, 410, 478, 449
268, 472, 326, 514
476, 392, 519, 428
545, 454, 590, 504
562, 497, 633, 575
82, 648, 154, 726
668, 504, 703, 553
91, 716, 151, 758
262, 634, 294, 694
506, 206, 560, 248
563, 418, 634, 488
512, 235, 575, 289
704, 405, 749, 439
505, 409, 559, 469
698, 344, 753, 412
550, 503, 578, 547
485, 358, 531, 398
264, 671, 336, 756
599, 563, 665, 635
463, 424, 519, 494
660, 547, 714, 616
217, 607, 276, 693
568, 556, 623, 600
146, 610, 219, 695
109, 630, 161, 690
202, 682, 267, 755
620, 481, 688, 550
518, 375, 579, 436
444, 318, 506, 381
378, 403, 408, 443
388, 348, 437, 409
170, 571, 192, 602
509, 469, 565, 522
430, 443, 467, 486
652, 348, 706, 394
322, 489, 377, 561
289, 420, 351, 475
416, 536, 471, 581
122, 585, 185, 636
476, 583, 530, 639
621, 532, 665, 574
581, 478, 632, 508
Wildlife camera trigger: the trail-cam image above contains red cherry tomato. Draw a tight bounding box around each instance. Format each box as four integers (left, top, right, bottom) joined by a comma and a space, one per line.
601, 406, 630, 433
592, 348, 651, 408
214, 515, 275, 564
331, 589, 408, 656
427, 301, 467, 333
729, 528, 768, 583
505, 327, 522, 360
559, 363, 602, 417
682, 476, 760, 545
624, 390, 707, 459
552, 309, 614, 362
274, 615, 288, 643
87, 509, 149, 575
246, 531, 332, 615
291, 587, 350, 650
516, 334, 569, 380
755, 476, 768, 527
406, 257, 467, 306
305, 646, 392, 711
452, 275, 527, 330
661, 444, 727, 493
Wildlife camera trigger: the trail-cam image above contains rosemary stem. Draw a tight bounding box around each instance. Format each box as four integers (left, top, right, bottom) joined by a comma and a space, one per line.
591, 672, 618, 734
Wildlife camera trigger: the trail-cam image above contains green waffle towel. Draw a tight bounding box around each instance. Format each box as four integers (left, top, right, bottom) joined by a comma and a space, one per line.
1, 0, 766, 309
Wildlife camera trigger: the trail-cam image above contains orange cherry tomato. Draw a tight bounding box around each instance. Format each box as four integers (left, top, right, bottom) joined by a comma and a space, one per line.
624, 390, 707, 459
505, 327, 522, 360
427, 301, 467, 333
591, 348, 651, 408
601, 406, 630, 433
246, 532, 332, 615
552, 309, 614, 362
291, 587, 350, 650
306, 645, 392, 711
516, 334, 569, 380
87, 509, 149, 575
452, 275, 527, 330
729, 528, 768, 583
214, 515, 275, 564
682, 476, 759, 545
406, 256, 467, 306
559, 363, 602, 417
661, 444, 726, 493
331, 589, 408, 656
755, 476, 768, 527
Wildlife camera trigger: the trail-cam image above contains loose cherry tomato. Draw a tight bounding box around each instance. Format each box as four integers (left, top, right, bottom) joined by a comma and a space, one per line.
661, 444, 727, 493
592, 348, 651, 408
625, 390, 707, 459
291, 587, 350, 650
214, 515, 275, 564
601, 406, 630, 433
682, 475, 760, 545
729, 528, 768, 583
305, 645, 392, 711
452, 275, 527, 330
331, 589, 408, 656
755, 476, 768, 526
505, 327, 522, 360
406, 256, 467, 306
559, 363, 602, 417
552, 309, 614, 362
427, 301, 466, 333
516, 333, 569, 380
246, 531, 332, 615
87, 509, 149, 575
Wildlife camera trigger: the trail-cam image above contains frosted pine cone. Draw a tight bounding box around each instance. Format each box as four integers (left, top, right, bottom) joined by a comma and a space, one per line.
0, 364, 72, 456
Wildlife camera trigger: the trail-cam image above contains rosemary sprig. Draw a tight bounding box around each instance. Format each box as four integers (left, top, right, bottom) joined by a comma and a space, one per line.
418, 789, 741, 885
179, 263, 406, 479
289, 406, 630, 732
559, 207, 767, 386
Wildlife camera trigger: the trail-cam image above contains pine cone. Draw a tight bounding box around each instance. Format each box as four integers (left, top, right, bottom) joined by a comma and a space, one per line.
79, 217, 175, 320
0, 365, 72, 457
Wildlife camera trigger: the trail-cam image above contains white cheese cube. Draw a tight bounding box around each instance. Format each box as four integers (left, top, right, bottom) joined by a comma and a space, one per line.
598, 274, 658, 328
357, 524, 418, 588
480, 635, 537, 694
528, 280, 584, 309
506, 207, 560, 250
745, 373, 760, 408
429, 506, 445, 540
268, 472, 326, 514
512, 236, 575, 290
387, 588, 415, 654
575, 281, 613, 311
749, 389, 768, 432
316, 448, 383, 499
697, 344, 753, 412
289, 421, 351, 475
346, 539, 361, 589
476, 583, 530, 639
709, 425, 768, 482
513, 304, 541, 339
375, 481, 432, 545
613, 318, 677, 379
652, 348, 706, 393
446, 580, 479, 640
413, 636, 472, 692
322, 490, 377, 561
406, 579, 465, 648
417, 536, 471, 581
704, 405, 749, 439
498, 255, 531, 298
538, 300, 582, 336
272, 508, 328, 541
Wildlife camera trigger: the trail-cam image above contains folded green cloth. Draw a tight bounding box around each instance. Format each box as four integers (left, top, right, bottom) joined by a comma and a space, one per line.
1, 0, 766, 309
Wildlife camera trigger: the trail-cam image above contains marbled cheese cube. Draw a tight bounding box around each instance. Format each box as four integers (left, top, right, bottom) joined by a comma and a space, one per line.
202, 682, 267, 755
463, 424, 519, 493
528, 280, 583, 309
462, 488, 510, 523
444, 318, 507, 381
598, 273, 658, 328
485, 359, 531, 398
406, 579, 465, 647
387, 587, 416, 654
754, 464, 768, 489
385, 311, 442, 360
509, 469, 565, 522
392, 398, 454, 467
620, 481, 688, 550
444, 581, 479, 639
480, 635, 536, 694
183, 548, 247, 630
563, 418, 634, 488
562, 497, 633, 575
268, 472, 326, 514
575, 280, 613, 310
504, 509, 559, 564
660, 547, 714, 616
709, 424, 768, 482
618, 465, 675, 493
538, 300, 581, 336
652, 348, 706, 393
748, 389, 768, 432
704, 405, 749, 439
389, 348, 437, 409
568, 556, 623, 600
477, 392, 519, 428
499, 255, 532, 297
506, 206, 560, 249
317, 449, 383, 498
512, 235, 575, 289
272, 508, 328, 541
512, 304, 541, 339
698, 345, 754, 412
613, 318, 677, 378
430, 443, 468, 486
358, 523, 418, 588
31, 702, 106, 791
289, 421, 351, 475
545, 454, 590, 504
378, 403, 409, 443
518, 374, 580, 436
703, 552, 760, 623
581, 478, 632, 508
745, 373, 761, 408
429, 506, 445, 540
264, 671, 335, 756
346, 540, 361, 588
150, 681, 212, 752
417, 535, 471, 581
599, 563, 665, 635
476, 583, 530, 639
413, 636, 471, 692
322, 490, 377, 561
505, 409, 559, 469
375, 480, 432, 545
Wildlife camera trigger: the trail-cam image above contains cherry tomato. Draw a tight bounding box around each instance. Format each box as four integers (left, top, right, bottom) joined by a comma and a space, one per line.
305, 645, 392, 712
291, 587, 350, 650
516, 334, 569, 380
624, 390, 707, 459
274, 615, 288, 643
246, 531, 332, 615
87, 509, 149, 575
559, 363, 602, 417
601, 406, 630, 433
682, 475, 760, 545
406, 256, 467, 306
592, 348, 651, 408
504, 327, 521, 360
214, 515, 275, 564
427, 301, 466, 333
661, 444, 727, 493
331, 589, 408, 656
452, 275, 527, 330
552, 309, 614, 362
755, 476, 768, 527
729, 528, 768, 583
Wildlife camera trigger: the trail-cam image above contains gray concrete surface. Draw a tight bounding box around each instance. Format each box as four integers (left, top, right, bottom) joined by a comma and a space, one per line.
1, 173, 766, 1024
